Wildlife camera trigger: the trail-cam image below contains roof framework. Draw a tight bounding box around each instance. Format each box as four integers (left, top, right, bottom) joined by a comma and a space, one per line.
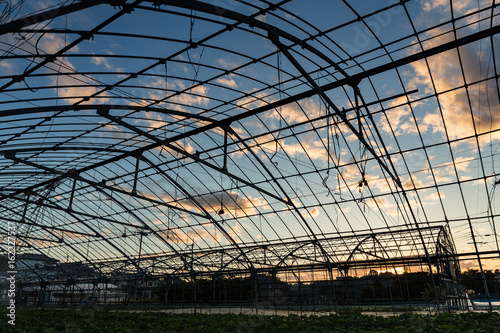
0, 0, 499, 289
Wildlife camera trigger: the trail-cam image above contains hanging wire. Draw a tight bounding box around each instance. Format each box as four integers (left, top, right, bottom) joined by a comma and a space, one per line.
166, 206, 171, 242
218, 173, 225, 216
159, 61, 168, 157
270, 51, 283, 164
0, 0, 26, 25
186, 4, 205, 85
322, 98, 335, 196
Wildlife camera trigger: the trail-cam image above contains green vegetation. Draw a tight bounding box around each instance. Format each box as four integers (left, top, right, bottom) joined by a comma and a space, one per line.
1, 308, 500, 332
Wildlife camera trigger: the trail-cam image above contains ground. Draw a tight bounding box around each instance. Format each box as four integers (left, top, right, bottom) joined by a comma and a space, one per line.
1, 307, 500, 332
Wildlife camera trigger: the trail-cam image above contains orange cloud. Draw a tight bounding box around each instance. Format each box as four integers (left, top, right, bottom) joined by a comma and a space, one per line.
158, 223, 244, 245
308, 207, 320, 217
422, 0, 475, 14
406, 27, 500, 144
265, 98, 323, 125
140, 189, 268, 218
402, 176, 424, 190
158, 226, 222, 244
426, 191, 446, 201
179, 191, 268, 217
30, 33, 110, 104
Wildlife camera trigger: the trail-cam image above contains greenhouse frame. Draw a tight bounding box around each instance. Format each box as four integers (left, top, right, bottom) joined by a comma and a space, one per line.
0, 0, 499, 313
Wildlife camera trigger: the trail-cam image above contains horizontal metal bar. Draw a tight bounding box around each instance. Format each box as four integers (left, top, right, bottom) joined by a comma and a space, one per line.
100, 110, 293, 206
0, 104, 216, 123
0, 0, 105, 35
0, 216, 96, 238
2, 194, 149, 231
3, 153, 209, 219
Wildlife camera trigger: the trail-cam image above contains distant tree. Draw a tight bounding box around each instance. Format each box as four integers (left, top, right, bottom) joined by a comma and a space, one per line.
379, 271, 395, 278
461, 269, 499, 294
420, 283, 444, 303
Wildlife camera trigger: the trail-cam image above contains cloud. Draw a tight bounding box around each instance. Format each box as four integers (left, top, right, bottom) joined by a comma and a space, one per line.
144, 79, 209, 111
179, 191, 267, 216
171, 81, 209, 106
265, 98, 322, 124
420, 112, 444, 133
402, 176, 424, 190
92, 122, 133, 143
236, 90, 274, 110
158, 226, 222, 244
430, 174, 452, 183
426, 191, 445, 201
405, 26, 500, 144
447, 156, 474, 172
135, 110, 166, 130
91, 56, 114, 70
216, 57, 240, 70
141, 189, 268, 218
134, 78, 210, 115
380, 102, 411, 134
33, 33, 108, 104
277, 135, 329, 161
256, 14, 267, 22
0, 60, 16, 74
246, 130, 332, 163
2, 27, 115, 105
422, 0, 475, 14
157, 223, 244, 245
162, 139, 196, 155
215, 77, 237, 88
55, 75, 102, 104
421, 0, 450, 12
365, 197, 390, 209
306, 207, 320, 218
61, 231, 88, 241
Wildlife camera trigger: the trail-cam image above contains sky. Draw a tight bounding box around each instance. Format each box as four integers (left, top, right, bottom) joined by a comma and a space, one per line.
0, 0, 499, 275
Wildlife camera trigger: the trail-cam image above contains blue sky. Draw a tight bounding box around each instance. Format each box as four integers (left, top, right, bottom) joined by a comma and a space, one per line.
0, 0, 499, 273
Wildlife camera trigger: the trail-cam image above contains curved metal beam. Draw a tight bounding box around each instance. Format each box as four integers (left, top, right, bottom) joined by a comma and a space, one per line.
0, 216, 96, 238
4, 155, 197, 272
231, 129, 334, 264
99, 109, 292, 207
275, 241, 321, 268
0, 147, 124, 155
140, 155, 254, 271
218, 245, 285, 273
0, 104, 216, 123
0, 1, 143, 93
0, 1, 105, 35
0, 202, 105, 276
1, 23, 490, 208
345, 235, 391, 264
1, 153, 208, 219
2, 194, 148, 231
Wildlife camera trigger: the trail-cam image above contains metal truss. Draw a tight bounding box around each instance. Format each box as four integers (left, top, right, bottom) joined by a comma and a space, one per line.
13, 225, 447, 276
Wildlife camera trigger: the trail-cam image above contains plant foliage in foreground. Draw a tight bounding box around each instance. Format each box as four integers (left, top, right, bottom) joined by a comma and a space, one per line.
1, 308, 499, 332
